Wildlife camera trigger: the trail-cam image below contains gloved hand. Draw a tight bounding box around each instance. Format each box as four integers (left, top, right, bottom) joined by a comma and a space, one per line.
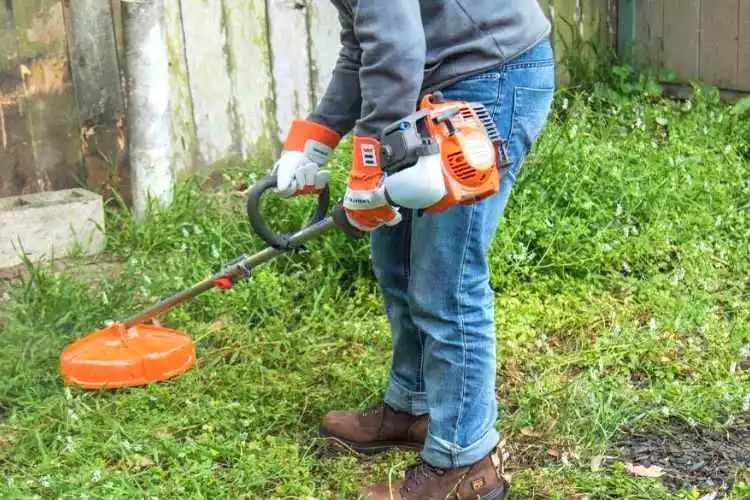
343, 136, 402, 231
273, 119, 341, 198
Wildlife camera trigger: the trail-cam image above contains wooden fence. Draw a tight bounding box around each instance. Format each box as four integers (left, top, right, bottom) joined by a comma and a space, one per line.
6, 0, 726, 204
625, 0, 750, 92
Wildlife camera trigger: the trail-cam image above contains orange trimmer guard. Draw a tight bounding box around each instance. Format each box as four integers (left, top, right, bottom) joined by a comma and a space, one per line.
60, 323, 196, 390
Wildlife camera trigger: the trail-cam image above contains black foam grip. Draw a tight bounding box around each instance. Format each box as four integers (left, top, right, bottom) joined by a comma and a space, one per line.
247, 175, 331, 249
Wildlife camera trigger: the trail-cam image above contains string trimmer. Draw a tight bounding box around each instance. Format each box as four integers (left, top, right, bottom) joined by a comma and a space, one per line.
59, 177, 361, 389
59, 92, 506, 389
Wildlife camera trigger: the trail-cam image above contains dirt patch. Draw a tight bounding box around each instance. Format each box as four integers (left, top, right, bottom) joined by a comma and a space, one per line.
619, 420, 750, 494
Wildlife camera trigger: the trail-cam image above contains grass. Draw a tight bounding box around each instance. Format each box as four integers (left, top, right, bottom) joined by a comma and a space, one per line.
1, 73, 749, 498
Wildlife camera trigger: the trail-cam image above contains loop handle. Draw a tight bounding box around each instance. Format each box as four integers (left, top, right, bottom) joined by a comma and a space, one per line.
246, 176, 330, 250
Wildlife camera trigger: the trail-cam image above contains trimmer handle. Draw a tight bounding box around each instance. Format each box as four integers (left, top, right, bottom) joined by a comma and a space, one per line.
247, 175, 362, 249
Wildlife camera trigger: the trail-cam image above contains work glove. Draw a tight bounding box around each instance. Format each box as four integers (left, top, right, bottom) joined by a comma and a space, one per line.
273, 119, 341, 197
343, 136, 402, 232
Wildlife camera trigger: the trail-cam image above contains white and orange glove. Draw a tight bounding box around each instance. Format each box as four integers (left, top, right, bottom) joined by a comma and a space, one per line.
273, 119, 341, 198
343, 136, 402, 232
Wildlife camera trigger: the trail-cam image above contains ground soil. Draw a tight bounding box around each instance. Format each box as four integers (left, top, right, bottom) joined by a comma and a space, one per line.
619, 419, 750, 494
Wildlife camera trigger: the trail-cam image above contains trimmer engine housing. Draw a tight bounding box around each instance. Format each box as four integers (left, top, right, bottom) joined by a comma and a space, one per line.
381, 92, 507, 214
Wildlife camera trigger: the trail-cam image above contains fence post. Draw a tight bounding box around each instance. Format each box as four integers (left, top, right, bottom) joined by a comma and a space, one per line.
123, 0, 173, 216
617, 0, 637, 62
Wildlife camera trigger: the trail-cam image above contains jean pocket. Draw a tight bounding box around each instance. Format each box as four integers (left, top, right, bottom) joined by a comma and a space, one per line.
507, 86, 554, 175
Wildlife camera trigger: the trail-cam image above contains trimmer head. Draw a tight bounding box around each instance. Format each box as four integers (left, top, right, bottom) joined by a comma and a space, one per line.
60, 323, 196, 389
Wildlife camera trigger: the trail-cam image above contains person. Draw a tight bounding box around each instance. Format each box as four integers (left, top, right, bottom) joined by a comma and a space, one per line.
272, 1, 555, 497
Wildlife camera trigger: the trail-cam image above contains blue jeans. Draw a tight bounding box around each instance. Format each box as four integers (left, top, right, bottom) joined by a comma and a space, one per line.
371, 38, 555, 469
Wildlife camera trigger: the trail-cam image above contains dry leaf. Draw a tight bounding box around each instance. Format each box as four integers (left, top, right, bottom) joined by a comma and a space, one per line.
590, 455, 605, 472
130, 454, 155, 468
626, 462, 664, 478
520, 427, 541, 437
547, 448, 561, 459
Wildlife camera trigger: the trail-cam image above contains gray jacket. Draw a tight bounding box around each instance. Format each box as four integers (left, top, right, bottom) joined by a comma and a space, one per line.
308, 0, 551, 138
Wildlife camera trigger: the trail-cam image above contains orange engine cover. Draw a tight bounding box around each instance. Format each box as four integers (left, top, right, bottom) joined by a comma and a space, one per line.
419, 94, 501, 214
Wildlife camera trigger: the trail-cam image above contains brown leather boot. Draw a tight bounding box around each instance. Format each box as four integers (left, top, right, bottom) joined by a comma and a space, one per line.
360, 449, 508, 499
319, 403, 428, 455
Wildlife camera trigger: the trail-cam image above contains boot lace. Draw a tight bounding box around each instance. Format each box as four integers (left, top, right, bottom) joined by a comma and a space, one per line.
400, 459, 445, 494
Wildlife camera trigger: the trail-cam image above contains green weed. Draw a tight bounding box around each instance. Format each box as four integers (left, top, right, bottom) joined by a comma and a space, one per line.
1, 79, 748, 498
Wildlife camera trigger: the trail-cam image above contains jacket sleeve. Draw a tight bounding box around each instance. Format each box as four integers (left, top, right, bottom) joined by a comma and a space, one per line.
307, 5, 363, 137
350, 0, 426, 137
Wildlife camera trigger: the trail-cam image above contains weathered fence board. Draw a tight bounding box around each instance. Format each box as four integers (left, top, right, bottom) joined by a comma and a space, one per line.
12, 0, 82, 193
179, 0, 236, 165
309, 0, 341, 104
634, 0, 662, 68
66, 0, 127, 202
739, 0, 750, 90
163, 0, 197, 175
662, 0, 700, 82
267, 0, 312, 141
222, 0, 278, 159
699, 0, 740, 89
0, 2, 36, 197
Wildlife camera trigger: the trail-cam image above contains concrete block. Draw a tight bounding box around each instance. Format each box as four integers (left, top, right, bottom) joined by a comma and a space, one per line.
0, 189, 105, 269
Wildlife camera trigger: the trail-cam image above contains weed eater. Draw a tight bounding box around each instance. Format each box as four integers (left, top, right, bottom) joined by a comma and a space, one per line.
59, 92, 507, 390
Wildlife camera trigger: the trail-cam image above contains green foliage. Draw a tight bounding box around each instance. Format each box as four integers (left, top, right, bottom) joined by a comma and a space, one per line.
1, 80, 748, 498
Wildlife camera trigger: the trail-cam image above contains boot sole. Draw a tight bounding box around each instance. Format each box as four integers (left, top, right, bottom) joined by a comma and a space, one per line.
318, 427, 423, 455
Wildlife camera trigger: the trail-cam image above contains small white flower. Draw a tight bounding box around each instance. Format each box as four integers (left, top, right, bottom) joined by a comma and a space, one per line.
661, 406, 671, 416
66, 436, 74, 453
39, 476, 51, 488
648, 318, 657, 332
92, 470, 102, 483
67, 409, 79, 422
739, 344, 750, 358
672, 268, 685, 284
743, 394, 750, 412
